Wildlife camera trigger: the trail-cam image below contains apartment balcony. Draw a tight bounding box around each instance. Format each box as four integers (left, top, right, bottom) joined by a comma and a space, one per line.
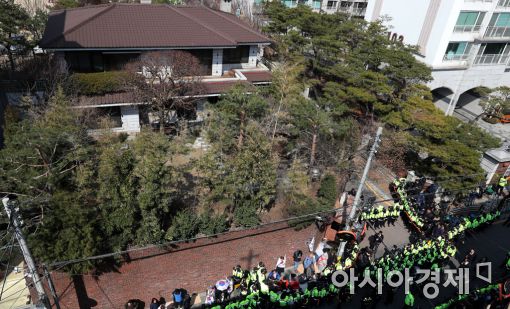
338, 6, 366, 16
485, 26, 510, 37
473, 53, 510, 64
454, 25, 481, 33
440, 54, 470, 68
498, 0, 510, 7
443, 54, 471, 61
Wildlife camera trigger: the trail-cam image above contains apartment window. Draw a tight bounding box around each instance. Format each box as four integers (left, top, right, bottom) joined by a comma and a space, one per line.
443, 42, 473, 61
222, 46, 250, 64
486, 13, 510, 37
498, 0, 510, 7
454, 11, 486, 32
284, 0, 297, 7
339, 1, 351, 10
327, 1, 337, 9
474, 42, 510, 64
313, 0, 321, 9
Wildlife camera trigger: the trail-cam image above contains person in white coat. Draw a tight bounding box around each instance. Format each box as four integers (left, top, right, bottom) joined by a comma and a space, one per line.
276, 256, 286, 275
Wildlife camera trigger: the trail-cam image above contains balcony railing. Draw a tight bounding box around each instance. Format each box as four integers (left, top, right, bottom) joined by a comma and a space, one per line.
352, 8, 366, 16
338, 6, 366, 15
453, 25, 481, 32
443, 53, 471, 61
473, 53, 510, 64
498, 0, 510, 7
485, 26, 510, 37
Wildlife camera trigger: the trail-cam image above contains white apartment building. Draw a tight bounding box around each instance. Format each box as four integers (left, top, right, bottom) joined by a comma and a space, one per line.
278, 0, 368, 15
364, 0, 510, 115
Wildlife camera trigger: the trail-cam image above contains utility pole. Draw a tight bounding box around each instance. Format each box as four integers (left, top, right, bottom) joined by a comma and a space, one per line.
43, 265, 61, 309
2, 197, 50, 309
337, 127, 383, 258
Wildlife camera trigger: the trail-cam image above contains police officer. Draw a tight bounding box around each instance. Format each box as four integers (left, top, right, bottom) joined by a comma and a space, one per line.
404, 291, 415, 308
497, 175, 508, 195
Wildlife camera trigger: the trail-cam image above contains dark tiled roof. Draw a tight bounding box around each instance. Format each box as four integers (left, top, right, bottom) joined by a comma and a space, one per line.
241, 71, 272, 83
202, 80, 251, 95
41, 4, 270, 49
76, 80, 251, 106
76, 92, 137, 106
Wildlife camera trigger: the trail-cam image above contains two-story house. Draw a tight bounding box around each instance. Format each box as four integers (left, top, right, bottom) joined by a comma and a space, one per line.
40, 3, 272, 133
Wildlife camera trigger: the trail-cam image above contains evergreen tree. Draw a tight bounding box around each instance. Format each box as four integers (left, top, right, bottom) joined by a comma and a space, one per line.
132, 131, 173, 243
97, 139, 138, 251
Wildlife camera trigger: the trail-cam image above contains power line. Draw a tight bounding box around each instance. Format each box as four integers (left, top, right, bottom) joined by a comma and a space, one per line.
0, 234, 16, 301
47, 183, 491, 268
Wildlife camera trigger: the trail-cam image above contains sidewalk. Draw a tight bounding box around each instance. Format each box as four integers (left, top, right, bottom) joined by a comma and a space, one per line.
0, 262, 30, 309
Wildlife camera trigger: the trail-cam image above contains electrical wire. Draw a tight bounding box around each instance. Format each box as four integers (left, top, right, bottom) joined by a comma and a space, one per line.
47, 183, 500, 268
0, 234, 17, 302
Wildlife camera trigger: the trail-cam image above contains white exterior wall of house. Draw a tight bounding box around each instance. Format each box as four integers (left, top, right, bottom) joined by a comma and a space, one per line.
365, 0, 510, 115
120, 105, 141, 133
212, 49, 223, 76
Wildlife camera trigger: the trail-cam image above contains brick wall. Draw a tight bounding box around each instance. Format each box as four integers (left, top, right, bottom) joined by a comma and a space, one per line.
46, 223, 317, 309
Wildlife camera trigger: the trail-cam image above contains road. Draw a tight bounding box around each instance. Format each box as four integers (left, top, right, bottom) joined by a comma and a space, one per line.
319, 216, 510, 309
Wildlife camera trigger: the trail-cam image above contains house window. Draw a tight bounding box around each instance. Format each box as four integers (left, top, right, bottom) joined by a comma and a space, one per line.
444, 42, 473, 61
103, 53, 140, 71
313, 0, 321, 8
327, 1, 337, 9
87, 106, 123, 129
454, 11, 485, 32
486, 13, 510, 37
222, 46, 250, 64
188, 49, 212, 75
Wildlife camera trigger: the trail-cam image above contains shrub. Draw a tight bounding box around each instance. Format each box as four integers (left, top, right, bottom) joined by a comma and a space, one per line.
287, 194, 330, 229
200, 212, 229, 235
165, 208, 199, 241
317, 174, 337, 207
233, 203, 259, 227
70, 71, 130, 96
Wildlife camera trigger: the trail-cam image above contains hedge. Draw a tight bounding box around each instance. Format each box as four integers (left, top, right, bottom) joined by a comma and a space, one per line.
70, 71, 130, 96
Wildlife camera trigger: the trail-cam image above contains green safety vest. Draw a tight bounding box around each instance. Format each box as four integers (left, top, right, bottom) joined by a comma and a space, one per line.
499, 177, 508, 187
312, 288, 319, 297
270, 291, 279, 302
405, 293, 415, 306
319, 288, 327, 297
239, 299, 250, 308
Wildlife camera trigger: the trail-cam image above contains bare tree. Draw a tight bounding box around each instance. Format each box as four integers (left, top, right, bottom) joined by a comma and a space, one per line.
125, 51, 204, 133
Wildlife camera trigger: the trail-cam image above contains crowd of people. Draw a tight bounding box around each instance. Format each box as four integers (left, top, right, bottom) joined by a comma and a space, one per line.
135, 176, 509, 309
